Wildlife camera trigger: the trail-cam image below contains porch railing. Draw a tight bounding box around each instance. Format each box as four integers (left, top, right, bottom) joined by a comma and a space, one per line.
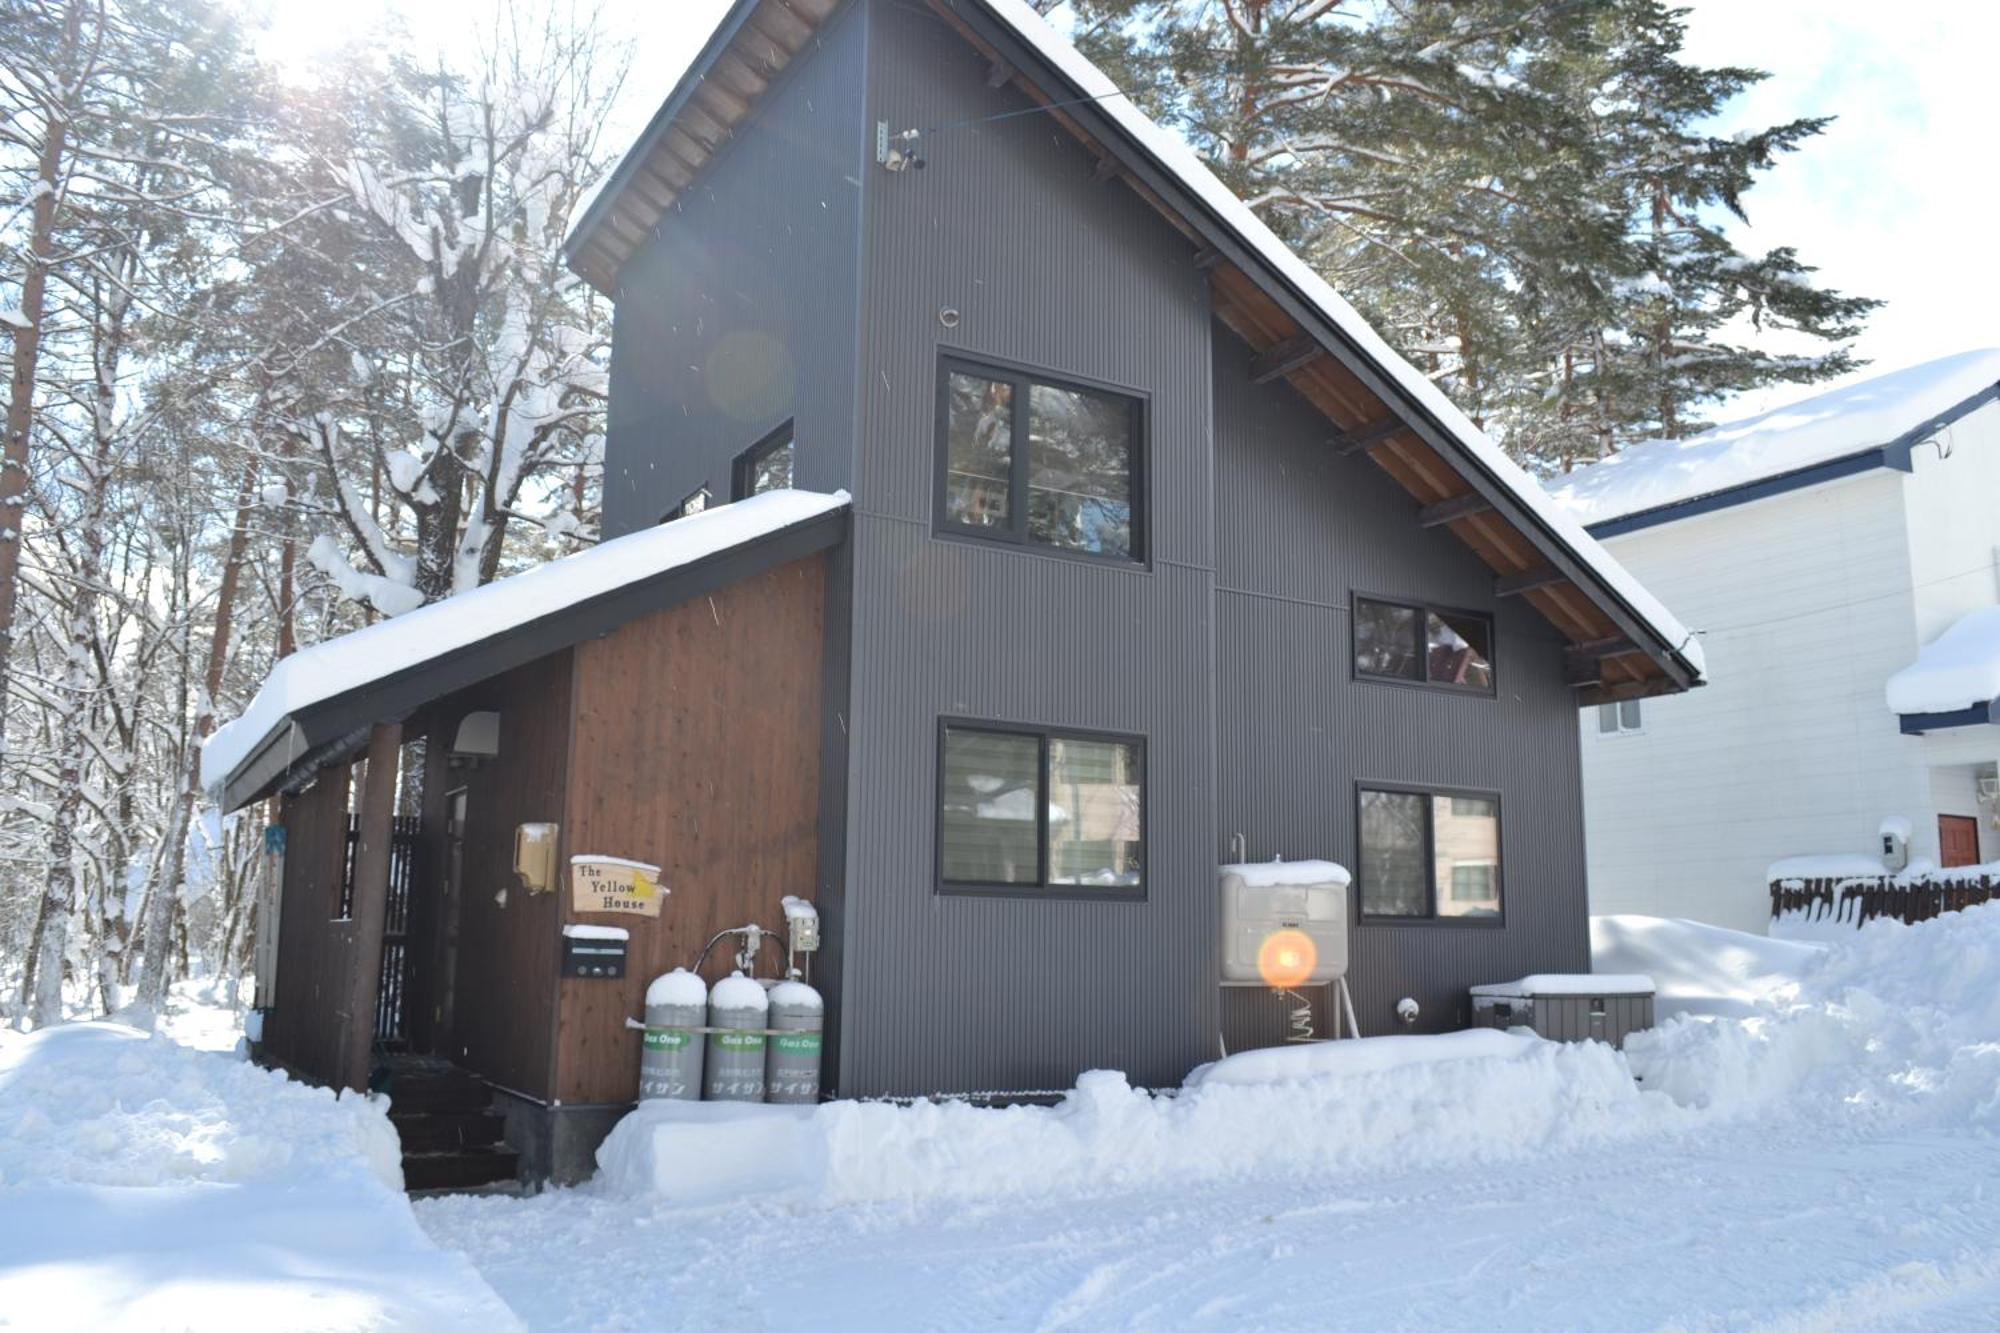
340, 814, 423, 1043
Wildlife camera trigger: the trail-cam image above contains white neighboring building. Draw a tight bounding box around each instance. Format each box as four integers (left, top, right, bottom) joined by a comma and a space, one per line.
1549, 350, 2000, 933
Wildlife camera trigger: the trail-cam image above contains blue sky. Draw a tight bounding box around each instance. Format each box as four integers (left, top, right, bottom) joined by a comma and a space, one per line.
327, 0, 1993, 426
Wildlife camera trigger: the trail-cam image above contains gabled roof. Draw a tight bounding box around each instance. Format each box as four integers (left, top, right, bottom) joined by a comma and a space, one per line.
1550, 349, 2000, 533
202, 491, 850, 812
566, 0, 1706, 700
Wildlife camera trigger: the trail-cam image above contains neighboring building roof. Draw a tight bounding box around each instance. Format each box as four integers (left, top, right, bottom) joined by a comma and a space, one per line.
1549, 349, 2000, 532
202, 490, 851, 811
563, 0, 1706, 696
1886, 605, 2000, 730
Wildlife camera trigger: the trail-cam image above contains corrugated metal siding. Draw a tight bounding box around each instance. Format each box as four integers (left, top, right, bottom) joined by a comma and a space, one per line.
1210, 329, 1591, 1039
838, 0, 1218, 1096
601, 0, 868, 539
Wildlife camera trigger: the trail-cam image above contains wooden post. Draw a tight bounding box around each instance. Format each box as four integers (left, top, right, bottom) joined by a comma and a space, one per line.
341, 722, 403, 1093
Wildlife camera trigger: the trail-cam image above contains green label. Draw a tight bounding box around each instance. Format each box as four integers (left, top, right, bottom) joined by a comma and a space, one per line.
643, 1030, 691, 1051
714, 1032, 766, 1052
773, 1032, 822, 1056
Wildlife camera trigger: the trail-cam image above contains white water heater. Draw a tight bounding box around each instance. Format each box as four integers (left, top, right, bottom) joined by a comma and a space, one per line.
1219, 859, 1352, 985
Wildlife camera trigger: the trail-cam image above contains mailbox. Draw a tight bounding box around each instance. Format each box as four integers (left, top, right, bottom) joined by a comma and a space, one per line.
560, 924, 629, 979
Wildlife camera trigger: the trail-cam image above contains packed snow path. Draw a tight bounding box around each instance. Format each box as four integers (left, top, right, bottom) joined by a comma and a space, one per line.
416, 1115, 2000, 1331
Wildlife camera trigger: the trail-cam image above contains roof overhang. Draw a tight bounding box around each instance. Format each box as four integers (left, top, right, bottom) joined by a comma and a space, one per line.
215, 504, 849, 813
1587, 380, 2000, 539
1899, 699, 2000, 736
566, 0, 1704, 704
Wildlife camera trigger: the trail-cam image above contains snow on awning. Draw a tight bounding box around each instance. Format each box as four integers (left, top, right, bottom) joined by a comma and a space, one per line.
1886, 607, 2000, 723
201, 489, 850, 801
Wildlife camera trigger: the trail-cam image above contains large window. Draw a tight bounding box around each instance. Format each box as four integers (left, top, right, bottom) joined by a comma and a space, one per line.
733, 421, 795, 499
664, 484, 710, 523
1357, 785, 1502, 922
1353, 596, 1494, 693
937, 721, 1144, 896
936, 357, 1144, 562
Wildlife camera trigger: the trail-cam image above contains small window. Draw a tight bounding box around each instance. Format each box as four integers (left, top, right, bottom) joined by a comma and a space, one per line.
1596, 699, 1643, 734
937, 358, 1143, 562
1358, 785, 1502, 923
938, 721, 1143, 896
1353, 596, 1493, 692
733, 422, 795, 500
665, 485, 710, 523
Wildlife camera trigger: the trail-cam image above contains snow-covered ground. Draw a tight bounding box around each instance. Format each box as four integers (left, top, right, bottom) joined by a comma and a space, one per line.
0, 1013, 515, 1331
413, 906, 2000, 1331
15, 907, 2000, 1329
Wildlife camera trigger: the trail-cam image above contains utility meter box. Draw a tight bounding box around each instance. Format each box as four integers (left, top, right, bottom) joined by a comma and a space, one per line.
1219, 860, 1351, 985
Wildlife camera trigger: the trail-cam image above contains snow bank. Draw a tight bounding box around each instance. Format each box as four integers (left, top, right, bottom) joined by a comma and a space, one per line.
1886, 606, 2000, 714
597, 1031, 1684, 1207
1628, 903, 2000, 1124
201, 489, 850, 789
1549, 348, 2000, 524
0, 1023, 516, 1330
1768, 853, 1890, 880
1591, 914, 1820, 1019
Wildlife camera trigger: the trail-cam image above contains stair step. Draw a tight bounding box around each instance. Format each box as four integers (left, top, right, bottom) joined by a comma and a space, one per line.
386, 1071, 490, 1114
403, 1146, 521, 1193
390, 1109, 507, 1153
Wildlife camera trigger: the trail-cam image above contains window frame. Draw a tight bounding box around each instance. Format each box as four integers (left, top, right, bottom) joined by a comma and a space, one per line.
1353, 781, 1505, 927
934, 716, 1147, 901
663, 483, 712, 524
732, 420, 796, 501
1350, 592, 1498, 697
932, 352, 1150, 568
1596, 698, 1644, 736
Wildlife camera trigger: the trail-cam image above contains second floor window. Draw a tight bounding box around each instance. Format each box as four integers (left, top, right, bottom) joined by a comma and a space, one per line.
1354, 596, 1494, 693
734, 422, 795, 499
936, 357, 1143, 562
1597, 699, 1643, 734
665, 485, 711, 522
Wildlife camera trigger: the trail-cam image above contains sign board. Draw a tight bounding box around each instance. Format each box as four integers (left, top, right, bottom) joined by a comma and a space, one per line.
570, 855, 666, 917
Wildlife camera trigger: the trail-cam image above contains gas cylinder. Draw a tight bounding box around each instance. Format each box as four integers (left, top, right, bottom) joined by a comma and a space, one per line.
764, 978, 824, 1104
703, 971, 768, 1102
639, 968, 707, 1101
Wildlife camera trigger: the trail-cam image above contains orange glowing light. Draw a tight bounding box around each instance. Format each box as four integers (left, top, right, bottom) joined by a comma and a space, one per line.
1257, 928, 1317, 989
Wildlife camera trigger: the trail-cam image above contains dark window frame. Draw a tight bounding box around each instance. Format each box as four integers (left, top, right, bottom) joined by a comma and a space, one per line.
663, 483, 712, 524
1351, 592, 1497, 696
732, 420, 796, 501
1353, 780, 1505, 927
934, 716, 1148, 901
932, 352, 1150, 568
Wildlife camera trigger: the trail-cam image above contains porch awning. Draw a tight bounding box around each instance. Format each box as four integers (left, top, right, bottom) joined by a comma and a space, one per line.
1888, 606, 2000, 734
201, 489, 850, 811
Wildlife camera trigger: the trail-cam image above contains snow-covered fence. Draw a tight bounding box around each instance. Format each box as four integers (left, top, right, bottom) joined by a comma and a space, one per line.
1769, 867, 1998, 929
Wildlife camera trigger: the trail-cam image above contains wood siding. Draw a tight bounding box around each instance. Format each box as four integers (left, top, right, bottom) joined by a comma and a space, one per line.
553, 554, 828, 1106
263, 762, 358, 1086
422, 652, 576, 1100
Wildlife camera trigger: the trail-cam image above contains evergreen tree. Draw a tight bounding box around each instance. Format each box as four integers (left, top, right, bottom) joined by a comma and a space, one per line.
1054, 0, 1876, 466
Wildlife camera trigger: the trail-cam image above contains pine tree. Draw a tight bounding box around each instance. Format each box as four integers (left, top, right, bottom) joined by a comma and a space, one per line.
1054, 0, 1876, 467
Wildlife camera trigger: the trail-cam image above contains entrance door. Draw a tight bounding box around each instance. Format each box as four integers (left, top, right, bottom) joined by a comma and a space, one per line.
1940, 814, 1982, 868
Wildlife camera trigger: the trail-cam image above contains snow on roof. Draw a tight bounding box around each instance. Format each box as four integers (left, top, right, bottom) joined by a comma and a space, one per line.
1548, 349, 2000, 526
200, 489, 849, 790
1220, 858, 1352, 888
1886, 605, 2000, 715
977, 0, 1702, 681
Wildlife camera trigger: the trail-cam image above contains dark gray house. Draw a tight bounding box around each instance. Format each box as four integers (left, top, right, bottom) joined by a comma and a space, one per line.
210, 0, 1703, 1182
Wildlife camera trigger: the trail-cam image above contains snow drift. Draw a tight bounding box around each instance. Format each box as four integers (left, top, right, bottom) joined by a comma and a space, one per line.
1628, 902, 2000, 1124
1591, 914, 1821, 1019
597, 1029, 1688, 1206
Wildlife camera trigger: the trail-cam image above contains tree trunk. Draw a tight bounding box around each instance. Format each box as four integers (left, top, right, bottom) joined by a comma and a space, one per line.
0, 2, 81, 755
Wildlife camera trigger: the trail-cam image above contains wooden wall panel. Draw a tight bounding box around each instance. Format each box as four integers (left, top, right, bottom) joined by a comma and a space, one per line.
554, 554, 827, 1106
431, 651, 575, 1100
263, 763, 357, 1087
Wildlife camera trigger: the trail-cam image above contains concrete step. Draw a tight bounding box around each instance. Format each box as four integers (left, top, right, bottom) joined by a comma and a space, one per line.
402, 1145, 521, 1193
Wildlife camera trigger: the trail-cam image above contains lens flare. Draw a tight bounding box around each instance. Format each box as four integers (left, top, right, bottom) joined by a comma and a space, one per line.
1257, 928, 1317, 989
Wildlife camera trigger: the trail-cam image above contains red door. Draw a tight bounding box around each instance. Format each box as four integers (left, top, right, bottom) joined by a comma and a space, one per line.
1939, 815, 1982, 868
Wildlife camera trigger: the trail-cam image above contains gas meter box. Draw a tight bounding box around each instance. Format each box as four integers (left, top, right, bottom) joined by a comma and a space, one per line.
559, 924, 629, 979
1219, 860, 1351, 985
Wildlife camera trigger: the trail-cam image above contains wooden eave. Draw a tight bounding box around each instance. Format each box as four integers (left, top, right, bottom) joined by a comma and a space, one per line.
567, 0, 1698, 704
